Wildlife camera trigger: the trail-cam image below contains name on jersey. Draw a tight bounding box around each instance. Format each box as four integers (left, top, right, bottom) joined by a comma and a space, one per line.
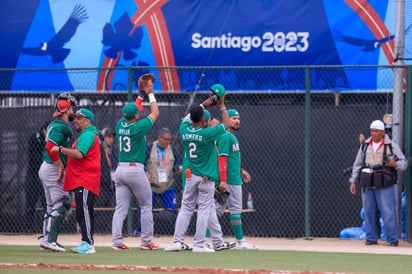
232, 143, 239, 152
182, 133, 203, 141
118, 129, 131, 135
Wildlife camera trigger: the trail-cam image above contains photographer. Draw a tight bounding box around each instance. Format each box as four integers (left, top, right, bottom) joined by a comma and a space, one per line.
348, 120, 407, 247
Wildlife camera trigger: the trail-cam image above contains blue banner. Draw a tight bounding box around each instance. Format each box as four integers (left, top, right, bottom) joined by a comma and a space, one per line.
0, 0, 403, 92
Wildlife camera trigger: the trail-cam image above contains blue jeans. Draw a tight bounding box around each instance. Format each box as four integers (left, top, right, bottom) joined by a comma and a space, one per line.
362, 185, 398, 243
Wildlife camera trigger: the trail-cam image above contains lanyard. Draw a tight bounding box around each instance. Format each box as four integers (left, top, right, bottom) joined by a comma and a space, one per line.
369, 139, 384, 160
104, 148, 111, 167
156, 144, 167, 166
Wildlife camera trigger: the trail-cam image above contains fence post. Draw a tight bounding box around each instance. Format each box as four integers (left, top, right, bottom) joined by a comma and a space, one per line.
126, 67, 134, 235
128, 67, 133, 102
405, 66, 412, 243
304, 67, 311, 239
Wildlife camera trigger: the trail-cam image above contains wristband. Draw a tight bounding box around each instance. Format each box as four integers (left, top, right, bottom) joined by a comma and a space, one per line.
148, 93, 156, 103
200, 104, 205, 109
59, 146, 63, 153
220, 107, 227, 112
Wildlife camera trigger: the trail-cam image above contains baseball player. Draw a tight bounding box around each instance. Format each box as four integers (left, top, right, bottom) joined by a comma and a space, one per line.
216, 109, 256, 249
111, 73, 159, 251
165, 83, 233, 252
55, 108, 101, 254
38, 92, 76, 252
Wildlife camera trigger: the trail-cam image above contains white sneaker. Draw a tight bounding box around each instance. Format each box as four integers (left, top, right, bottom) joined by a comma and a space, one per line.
164, 241, 183, 252
47, 242, 66, 252
215, 241, 235, 251
192, 246, 215, 253
40, 242, 49, 251
235, 240, 257, 250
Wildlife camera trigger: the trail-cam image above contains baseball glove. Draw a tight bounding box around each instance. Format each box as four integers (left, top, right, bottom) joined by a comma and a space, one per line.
138, 73, 156, 91
214, 185, 230, 205
201, 94, 219, 108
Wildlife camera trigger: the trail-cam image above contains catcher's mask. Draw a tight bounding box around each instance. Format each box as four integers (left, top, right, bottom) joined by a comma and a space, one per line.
53, 92, 77, 118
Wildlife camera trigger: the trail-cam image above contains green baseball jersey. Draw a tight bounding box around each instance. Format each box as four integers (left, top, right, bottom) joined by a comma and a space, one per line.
217, 131, 242, 185
43, 118, 72, 166
116, 116, 153, 164
180, 118, 226, 182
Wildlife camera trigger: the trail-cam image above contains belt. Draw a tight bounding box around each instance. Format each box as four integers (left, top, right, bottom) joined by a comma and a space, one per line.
118, 162, 140, 167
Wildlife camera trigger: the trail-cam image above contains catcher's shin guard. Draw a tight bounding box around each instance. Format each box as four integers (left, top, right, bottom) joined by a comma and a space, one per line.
42, 211, 52, 242
49, 196, 71, 243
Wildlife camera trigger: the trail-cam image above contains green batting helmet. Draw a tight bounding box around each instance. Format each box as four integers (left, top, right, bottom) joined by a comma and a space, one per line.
210, 84, 225, 98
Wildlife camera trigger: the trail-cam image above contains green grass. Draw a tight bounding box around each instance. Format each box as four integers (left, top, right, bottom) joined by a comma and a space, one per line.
1, 246, 412, 274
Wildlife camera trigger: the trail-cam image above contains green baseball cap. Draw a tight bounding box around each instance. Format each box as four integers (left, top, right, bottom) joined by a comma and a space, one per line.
204, 109, 211, 121
228, 109, 239, 118
210, 83, 225, 98
123, 102, 139, 119
74, 108, 94, 123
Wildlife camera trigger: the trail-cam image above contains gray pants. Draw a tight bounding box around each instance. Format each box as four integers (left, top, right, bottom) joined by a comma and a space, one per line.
207, 204, 225, 248
173, 174, 215, 248
215, 184, 242, 216
38, 161, 68, 244
112, 163, 154, 246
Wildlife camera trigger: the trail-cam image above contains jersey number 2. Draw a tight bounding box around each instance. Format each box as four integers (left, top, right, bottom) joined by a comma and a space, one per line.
189, 142, 197, 158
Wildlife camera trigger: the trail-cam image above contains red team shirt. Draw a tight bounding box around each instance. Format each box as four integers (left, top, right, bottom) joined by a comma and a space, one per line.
64, 125, 101, 196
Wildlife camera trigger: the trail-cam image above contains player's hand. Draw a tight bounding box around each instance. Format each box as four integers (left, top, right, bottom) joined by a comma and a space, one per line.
241, 169, 251, 183
350, 182, 356, 195
219, 181, 227, 191
57, 165, 64, 183
216, 94, 226, 107
201, 96, 217, 108
50, 146, 59, 153
210, 118, 220, 127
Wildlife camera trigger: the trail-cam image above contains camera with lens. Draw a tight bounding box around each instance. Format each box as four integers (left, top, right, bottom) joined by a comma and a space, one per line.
383, 154, 398, 163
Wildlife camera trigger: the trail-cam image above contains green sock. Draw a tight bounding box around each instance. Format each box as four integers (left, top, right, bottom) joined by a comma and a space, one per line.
230, 214, 243, 241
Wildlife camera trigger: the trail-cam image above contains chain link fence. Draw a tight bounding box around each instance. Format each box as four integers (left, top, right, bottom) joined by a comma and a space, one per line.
0, 66, 408, 239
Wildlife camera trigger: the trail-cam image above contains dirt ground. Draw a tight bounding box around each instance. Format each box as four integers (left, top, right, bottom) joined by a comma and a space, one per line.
1, 234, 412, 255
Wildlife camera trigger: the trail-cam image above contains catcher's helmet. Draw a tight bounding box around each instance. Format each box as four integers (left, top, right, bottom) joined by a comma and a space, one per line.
53, 92, 77, 117
210, 83, 225, 98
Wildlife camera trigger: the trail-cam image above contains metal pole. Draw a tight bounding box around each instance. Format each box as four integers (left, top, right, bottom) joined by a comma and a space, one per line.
393, 0, 405, 239
304, 67, 311, 239
405, 66, 412, 242
128, 67, 133, 102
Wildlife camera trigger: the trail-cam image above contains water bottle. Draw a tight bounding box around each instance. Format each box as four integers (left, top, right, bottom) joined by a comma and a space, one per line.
247, 192, 254, 210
